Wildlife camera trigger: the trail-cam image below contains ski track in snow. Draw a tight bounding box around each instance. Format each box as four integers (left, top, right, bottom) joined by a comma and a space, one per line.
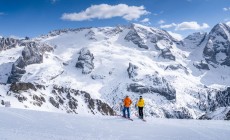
0, 108, 230, 140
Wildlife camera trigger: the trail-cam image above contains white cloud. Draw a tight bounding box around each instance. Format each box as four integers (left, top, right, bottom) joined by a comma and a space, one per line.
158, 20, 165, 24
140, 18, 149, 23
223, 7, 230, 11
61, 4, 150, 21
167, 31, 183, 41
160, 23, 177, 28
160, 21, 209, 31
175, 22, 209, 30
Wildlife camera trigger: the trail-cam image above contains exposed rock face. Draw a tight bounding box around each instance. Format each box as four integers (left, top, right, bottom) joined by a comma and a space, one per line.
226, 110, 230, 120
124, 29, 149, 49
165, 64, 189, 74
6, 82, 115, 115
203, 23, 230, 66
0, 37, 19, 51
21, 42, 43, 65
193, 61, 210, 70
7, 57, 26, 83
160, 48, 175, 60
198, 107, 230, 120
163, 107, 193, 119
52, 86, 115, 115
33, 94, 46, 107
183, 32, 207, 48
9, 82, 37, 92
91, 74, 105, 80
215, 87, 230, 107
124, 23, 178, 51
127, 63, 138, 79
127, 74, 176, 100
7, 41, 51, 83
40, 28, 89, 38
127, 83, 149, 94
85, 30, 96, 41
50, 97, 59, 108
198, 87, 230, 120
1, 100, 4, 105
76, 48, 94, 74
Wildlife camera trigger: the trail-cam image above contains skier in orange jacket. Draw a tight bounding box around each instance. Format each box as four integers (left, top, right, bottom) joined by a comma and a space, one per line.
123, 96, 132, 118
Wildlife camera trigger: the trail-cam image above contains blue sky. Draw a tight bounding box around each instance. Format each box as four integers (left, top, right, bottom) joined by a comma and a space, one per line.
0, 0, 229, 38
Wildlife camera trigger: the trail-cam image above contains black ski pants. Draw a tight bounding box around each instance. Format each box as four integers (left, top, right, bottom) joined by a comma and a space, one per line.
138, 107, 143, 118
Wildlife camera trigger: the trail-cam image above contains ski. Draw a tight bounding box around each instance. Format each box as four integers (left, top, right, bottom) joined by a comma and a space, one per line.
116, 115, 133, 121
140, 119, 146, 122
134, 113, 146, 122
122, 116, 133, 121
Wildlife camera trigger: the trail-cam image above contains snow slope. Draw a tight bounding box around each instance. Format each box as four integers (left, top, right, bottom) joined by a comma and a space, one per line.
0, 107, 229, 140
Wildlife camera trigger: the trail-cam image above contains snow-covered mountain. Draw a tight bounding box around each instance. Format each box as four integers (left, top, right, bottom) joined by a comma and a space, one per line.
0, 23, 230, 120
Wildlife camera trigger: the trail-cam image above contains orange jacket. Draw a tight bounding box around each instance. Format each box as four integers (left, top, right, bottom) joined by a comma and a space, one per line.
124, 97, 132, 107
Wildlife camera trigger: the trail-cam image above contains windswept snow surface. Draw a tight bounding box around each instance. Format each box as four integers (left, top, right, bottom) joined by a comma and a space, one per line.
0, 108, 229, 140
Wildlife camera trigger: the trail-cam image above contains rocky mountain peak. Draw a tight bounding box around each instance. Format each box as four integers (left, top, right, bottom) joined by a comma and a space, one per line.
0, 37, 19, 51
203, 23, 230, 66
183, 32, 207, 48
209, 23, 230, 39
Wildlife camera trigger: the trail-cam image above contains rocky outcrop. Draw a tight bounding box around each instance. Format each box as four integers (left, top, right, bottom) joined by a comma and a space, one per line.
85, 30, 96, 41
215, 87, 230, 107
127, 63, 138, 79
160, 48, 175, 60
163, 107, 193, 119
7, 41, 51, 83
193, 61, 210, 70
21, 42, 43, 65
0, 37, 19, 51
91, 74, 105, 80
7, 57, 26, 83
124, 29, 148, 49
127, 74, 176, 100
76, 48, 94, 74
226, 110, 230, 120
127, 83, 149, 93
165, 64, 189, 74
50, 97, 59, 108
33, 94, 46, 107
6, 83, 115, 115
199, 107, 230, 120
9, 82, 45, 93
198, 87, 230, 120
52, 86, 115, 115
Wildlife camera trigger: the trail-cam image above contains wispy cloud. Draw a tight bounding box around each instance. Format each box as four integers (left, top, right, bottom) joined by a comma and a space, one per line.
140, 18, 149, 23
160, 21, 209, 31
153, 11, 164, 16
158, 20, 165, 24
0, 12, 5, 16
160, 23, 177, 28
223, 7, 230, 11
61, 4, 150, 21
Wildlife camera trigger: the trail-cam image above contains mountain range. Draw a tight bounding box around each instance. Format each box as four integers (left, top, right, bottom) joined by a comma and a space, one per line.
0, 23, 230, 120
